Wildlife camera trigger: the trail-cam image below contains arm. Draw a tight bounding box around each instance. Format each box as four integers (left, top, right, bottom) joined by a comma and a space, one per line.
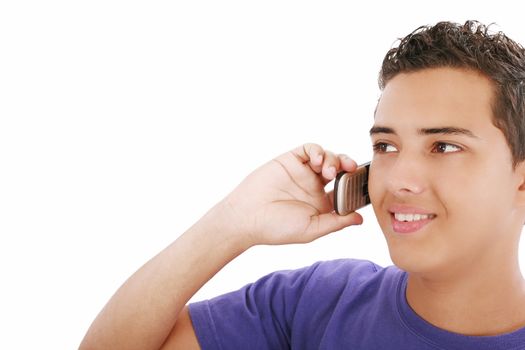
79, 143, 364, 350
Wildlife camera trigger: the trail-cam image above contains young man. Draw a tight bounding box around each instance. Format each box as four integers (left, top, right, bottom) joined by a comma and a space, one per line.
80, 20, 525, 349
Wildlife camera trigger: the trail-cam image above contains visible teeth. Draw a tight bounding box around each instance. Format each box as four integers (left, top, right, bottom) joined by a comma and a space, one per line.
394, 213, 435, 222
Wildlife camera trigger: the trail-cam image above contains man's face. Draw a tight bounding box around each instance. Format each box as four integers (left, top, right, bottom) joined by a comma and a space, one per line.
368, 67, 523, 275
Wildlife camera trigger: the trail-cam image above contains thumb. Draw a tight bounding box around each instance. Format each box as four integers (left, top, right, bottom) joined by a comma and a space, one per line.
305, 212, 364, 241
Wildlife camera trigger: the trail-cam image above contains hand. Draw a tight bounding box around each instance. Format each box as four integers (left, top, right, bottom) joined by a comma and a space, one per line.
221, 143, 364, 247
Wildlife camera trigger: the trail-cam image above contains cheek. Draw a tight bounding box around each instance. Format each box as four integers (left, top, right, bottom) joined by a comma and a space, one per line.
368, 165, 384, 209
439, 167, 512, 234
368, 164, 390, 226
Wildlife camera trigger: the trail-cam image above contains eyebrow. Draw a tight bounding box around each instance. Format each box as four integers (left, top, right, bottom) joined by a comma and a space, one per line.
369, 125, 479, 139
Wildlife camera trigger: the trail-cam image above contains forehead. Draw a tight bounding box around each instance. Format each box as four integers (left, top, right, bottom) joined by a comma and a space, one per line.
374, 67, 495, 131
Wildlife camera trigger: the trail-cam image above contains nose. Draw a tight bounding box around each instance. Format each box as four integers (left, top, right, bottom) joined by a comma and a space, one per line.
385, 156, 426, 198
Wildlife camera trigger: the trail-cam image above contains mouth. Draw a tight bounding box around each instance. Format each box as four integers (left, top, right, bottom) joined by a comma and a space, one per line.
389, 212, 437, 234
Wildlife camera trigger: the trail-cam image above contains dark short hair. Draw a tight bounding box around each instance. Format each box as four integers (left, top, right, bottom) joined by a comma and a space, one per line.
379, 20, 525, 169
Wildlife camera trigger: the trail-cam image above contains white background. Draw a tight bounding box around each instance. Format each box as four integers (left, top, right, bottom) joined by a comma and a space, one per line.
1, 1, 524, 349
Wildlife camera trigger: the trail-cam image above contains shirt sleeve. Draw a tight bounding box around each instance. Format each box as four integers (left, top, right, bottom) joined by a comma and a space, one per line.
188, 262, 322, 350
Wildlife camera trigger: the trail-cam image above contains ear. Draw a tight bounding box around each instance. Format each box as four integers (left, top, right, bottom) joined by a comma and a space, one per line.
515, 161, 525, 207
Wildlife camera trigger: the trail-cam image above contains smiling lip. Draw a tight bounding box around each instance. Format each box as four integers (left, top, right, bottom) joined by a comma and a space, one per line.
388, 204, 436, 215
390, 213, 436, 234
388, 204, 437, 234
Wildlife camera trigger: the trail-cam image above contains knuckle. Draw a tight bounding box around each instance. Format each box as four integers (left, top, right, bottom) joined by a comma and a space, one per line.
325, 150, 338, 162
305, 142, 322, 153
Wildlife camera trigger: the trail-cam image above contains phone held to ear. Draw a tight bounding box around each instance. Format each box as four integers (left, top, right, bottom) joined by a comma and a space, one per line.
334, 162, 371, 215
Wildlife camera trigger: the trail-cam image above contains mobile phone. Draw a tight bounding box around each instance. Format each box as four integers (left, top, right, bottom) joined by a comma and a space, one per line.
333, 162, 371, 215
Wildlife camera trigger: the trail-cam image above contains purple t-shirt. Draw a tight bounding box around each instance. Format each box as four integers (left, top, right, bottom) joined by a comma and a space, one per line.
189, 259, 525, 349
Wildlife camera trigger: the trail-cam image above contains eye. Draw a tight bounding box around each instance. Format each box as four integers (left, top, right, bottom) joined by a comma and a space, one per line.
431, 142, 462, 153
372, 142, 397, 153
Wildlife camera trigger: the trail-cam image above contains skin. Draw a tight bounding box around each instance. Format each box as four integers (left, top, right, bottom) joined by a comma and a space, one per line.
369, 67, 525, 335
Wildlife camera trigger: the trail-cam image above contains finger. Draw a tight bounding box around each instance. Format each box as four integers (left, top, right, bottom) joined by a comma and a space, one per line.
304, 212, 364, 241
337, 154, 358, 173
291, 143, 325, 173
321, 150, 340, 182
320, 154, 359, 186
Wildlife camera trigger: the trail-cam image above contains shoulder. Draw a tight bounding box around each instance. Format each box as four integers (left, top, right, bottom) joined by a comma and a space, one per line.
308, 258, 383, 277
306, 258, 394, 285
298, 258, 404, 302
256, 258, 400, 290
288, 259, 404, 346
251, 258, 386, 291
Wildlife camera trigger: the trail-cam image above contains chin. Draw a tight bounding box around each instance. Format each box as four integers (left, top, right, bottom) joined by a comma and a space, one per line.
385, 238, 447, 275
388, 249, 420, 272
390, 254, 425, 274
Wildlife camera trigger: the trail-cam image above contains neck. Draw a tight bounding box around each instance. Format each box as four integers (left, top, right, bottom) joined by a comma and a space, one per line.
406, 253, 525, 336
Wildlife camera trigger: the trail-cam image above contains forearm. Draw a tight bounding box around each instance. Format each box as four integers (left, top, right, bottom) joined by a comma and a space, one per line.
79, 200, 249, 350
